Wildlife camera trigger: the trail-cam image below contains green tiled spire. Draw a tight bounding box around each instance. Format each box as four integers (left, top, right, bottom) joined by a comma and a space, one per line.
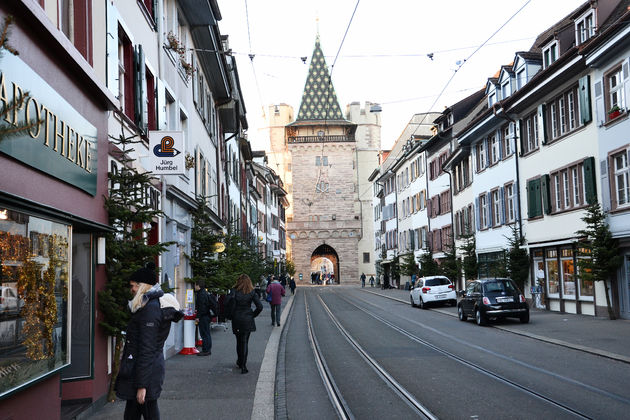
296, 36, 344, 121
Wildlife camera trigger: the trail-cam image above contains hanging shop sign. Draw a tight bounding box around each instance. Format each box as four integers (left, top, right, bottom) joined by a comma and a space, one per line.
0, 53, 98, 195
148, 131, 185, 175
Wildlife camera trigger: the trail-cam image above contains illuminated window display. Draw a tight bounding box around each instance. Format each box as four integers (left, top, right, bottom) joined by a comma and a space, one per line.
0, 209, 70, 398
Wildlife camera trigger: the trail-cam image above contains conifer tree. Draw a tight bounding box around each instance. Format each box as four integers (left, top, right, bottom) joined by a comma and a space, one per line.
460, 229, 478, 282
440, 234, 461, 284
98, 132, 171, 401
418, 250, 440, 277
576, 203, 622, 320
399, 252, 417, 277
505, 224, 529, 292
186, 196, 223, 290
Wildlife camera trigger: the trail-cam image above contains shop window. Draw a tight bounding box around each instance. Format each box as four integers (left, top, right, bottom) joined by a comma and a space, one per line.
546, 249, 560, 297
62, 233, 92, 380
560, 248, 576, 298
577, 247, 594, 299
0, 209, 70, 398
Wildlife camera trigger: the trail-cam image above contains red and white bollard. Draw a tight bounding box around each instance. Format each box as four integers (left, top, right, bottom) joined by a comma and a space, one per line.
179, 314, 199, 355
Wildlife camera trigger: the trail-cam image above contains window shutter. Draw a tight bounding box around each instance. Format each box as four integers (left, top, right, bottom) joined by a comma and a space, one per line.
517, 120, 524, 154
106, 2, 119, 98
487, 191, 492, 227
527, 178, 541, 218
623, 58, 630, 110
593, 78, 605, 126
584, 156, 597, 204
499, 186, 506, 225
156, 79, 167, 130
509, 122, 515, 152
497, 130, 504, 160
514, 181, 521, 221
133, 45, 146, 132
537, 104, 548, 144
475, 196, 480, 231
541, 174, 551, 214
484, 138, 490, 167
578, 75, 592, 124
601, 158, 611, 212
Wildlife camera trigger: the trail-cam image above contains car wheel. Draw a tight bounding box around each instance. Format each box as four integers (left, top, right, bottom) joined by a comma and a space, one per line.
419, 298, 427, 310
458, 305, 467, 321
475, 308, 487, 326
410, 295, 416, 307
520, 312, 530, 324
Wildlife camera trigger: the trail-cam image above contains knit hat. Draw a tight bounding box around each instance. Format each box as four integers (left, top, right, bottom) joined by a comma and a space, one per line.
130, 262, 158, 285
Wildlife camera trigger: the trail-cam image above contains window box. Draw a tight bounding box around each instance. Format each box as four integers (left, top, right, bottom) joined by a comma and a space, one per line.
608, 106, 622, 120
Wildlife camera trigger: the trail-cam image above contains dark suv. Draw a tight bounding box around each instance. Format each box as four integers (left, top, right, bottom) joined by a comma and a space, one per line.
458, 278, 529, 326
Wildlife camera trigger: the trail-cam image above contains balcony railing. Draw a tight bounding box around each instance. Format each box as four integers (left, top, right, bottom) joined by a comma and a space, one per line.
288, 135, 355, 144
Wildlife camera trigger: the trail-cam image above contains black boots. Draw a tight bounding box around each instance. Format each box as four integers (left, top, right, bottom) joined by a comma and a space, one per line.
241, 366, 248, 374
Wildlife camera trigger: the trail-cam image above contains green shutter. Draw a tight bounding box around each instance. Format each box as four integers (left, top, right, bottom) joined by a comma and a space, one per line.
541, 174, 551, 214
584, 156, 597, 204
527, 178, 542, 218
579, 75, 592, 124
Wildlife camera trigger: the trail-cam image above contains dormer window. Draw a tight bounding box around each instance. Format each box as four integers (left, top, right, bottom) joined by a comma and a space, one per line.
543, 41, 558, 69
488, 92, 496, 107
576, 10, 595, 45
516, 68, 526, 89
501, 80, 510, 100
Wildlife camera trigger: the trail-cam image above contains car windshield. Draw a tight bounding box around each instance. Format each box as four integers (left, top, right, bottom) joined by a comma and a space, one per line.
483, 280, 517, 295
424, 278, 450, 286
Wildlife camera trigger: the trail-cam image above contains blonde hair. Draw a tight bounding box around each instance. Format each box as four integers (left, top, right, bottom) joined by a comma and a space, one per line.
130, 282, 153, 313
234, 274, 254, 294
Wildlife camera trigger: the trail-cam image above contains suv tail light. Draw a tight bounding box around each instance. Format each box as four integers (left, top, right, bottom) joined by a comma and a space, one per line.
519, 295, 526, 303
422, 287, 430, 294
482, 297, 491, 305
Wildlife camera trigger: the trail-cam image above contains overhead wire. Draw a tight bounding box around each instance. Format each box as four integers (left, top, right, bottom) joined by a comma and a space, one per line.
408, 0, 532, 140
243, 0, 267, 121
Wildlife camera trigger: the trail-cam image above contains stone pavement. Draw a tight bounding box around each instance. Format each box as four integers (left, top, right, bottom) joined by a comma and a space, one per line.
84, 294, 295, 420
84, 286, 630, 419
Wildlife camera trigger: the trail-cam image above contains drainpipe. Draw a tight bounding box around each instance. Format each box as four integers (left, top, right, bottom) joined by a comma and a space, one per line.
493, 103, 523, 240
224, 132, 238, 232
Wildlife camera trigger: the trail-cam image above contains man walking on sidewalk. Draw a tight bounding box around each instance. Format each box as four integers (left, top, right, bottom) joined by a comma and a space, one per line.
266, 276, 285, 327
195, 280, 216, 356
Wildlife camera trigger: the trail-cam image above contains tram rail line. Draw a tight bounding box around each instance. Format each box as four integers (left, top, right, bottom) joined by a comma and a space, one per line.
305, 291, 437, 420
332, 290, 626, 420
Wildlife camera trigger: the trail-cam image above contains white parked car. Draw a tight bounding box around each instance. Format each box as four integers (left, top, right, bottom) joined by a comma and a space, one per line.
409, 276, 457, 309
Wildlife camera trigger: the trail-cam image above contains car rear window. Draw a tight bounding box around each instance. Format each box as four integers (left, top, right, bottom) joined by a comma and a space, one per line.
483, 280, 517, 294
424, 278, 451, 286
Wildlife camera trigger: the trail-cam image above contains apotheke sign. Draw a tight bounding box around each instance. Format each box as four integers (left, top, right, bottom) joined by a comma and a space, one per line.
149, 131, 185, 175
0, 53, 98, 195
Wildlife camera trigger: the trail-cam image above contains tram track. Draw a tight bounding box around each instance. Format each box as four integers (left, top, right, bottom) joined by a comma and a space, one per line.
329, 289, 630, 419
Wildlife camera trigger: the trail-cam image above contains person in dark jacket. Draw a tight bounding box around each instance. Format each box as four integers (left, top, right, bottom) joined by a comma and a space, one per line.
266, 277, 285, 327
227, 274, 263, 374
289, 277, 296, 295
194, 280, 214, 356
115, 262, 183, 420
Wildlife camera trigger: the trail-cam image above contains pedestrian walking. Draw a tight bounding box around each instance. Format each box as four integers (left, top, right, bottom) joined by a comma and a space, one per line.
369, 275, 375, 287
226, 274, 263, 374
360, 272, 366, 288
115, 262, 183, 419
194, 280, 215, 356
266, 276, 286, 326
411, 273, 417, 290
289, 277, 296, 295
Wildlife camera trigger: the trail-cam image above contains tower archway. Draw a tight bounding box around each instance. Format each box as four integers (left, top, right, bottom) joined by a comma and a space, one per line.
310, 244, 340, 284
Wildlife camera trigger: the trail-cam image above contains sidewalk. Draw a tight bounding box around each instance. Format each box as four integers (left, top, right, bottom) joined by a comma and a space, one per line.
85, 294, 295, 420
364, 286, 630, 364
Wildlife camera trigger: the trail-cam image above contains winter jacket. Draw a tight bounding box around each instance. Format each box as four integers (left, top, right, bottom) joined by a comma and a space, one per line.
266, 281, 285, 305
195, 288, 217, 317
230, 290, 263, 334
115, 285, 182, 401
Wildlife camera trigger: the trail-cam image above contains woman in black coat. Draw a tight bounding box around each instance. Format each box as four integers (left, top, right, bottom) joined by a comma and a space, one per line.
227, 274, 263, 374
115, 263, 183, 420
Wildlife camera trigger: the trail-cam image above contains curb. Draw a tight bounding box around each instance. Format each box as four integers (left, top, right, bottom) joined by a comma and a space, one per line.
251, 294, 295, 420
362, 289, 630, 365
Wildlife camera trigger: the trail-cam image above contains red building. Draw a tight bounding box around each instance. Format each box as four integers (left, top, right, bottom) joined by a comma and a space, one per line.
0, 1, 115, 418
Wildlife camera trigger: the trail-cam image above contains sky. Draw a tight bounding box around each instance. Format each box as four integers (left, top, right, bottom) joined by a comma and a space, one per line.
216, 0, 586, 151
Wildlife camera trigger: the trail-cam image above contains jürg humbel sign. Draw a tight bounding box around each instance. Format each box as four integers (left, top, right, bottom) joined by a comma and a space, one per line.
149, 131, 184, 175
